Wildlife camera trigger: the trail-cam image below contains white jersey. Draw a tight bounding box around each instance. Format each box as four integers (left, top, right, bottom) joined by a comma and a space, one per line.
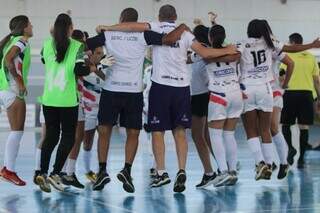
82, 65, 105, 110
103, 31, 148, 93
149, 22, 195, 87
206, 61, 240, 93
190, 52, 209, 95
237, 38, 283, 85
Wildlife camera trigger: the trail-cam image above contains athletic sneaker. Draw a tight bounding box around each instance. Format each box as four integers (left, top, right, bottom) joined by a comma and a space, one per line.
263, 164, 273, 180
0, 167, 26, 186
272, 162, 277, 171
277, 164, 289, 179
226, 170, 238, 186
117, 169, 135, 193
33, 170, 41, 185
61, 173, 85, 189
196, 173, 217, 189
150, 168, 157, 178
255, 161, 268, 181
287, 147, 297, 165
48, 174, 67, 192
173, 170, 187, 193
36, 174, 51, 193
85, 171, 97, 183
214, 171, 233, 187
150, 172, 171, 188
92, 171, 110, 191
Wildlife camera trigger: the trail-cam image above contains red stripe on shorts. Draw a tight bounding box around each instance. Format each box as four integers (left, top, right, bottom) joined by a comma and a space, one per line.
210, 94, 227, 106
273, 91, 282, 98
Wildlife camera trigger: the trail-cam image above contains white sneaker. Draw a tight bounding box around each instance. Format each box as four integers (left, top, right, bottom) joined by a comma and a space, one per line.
214, 171, 233, 187
48, 174, 68, 192
226, 171, 238, 186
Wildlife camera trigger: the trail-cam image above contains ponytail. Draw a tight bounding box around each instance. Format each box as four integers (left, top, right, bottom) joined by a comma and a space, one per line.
209, 25, 226, 49
247, 19, 274, 49
53, 13, 73, 63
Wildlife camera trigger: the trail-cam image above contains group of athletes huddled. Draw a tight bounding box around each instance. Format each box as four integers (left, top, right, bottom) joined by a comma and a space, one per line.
0, 4, 320, 194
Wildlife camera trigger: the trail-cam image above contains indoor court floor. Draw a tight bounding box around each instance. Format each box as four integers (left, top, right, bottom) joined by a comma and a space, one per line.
0, 125, 320, 213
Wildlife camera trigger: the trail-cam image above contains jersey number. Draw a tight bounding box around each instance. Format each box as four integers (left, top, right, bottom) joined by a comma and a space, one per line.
48, 69, 66, 91
250, 50, 266, 67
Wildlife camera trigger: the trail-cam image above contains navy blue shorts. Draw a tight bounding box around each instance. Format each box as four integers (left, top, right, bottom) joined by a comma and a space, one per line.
147, 82, 192, 131
98, 89, 143, 130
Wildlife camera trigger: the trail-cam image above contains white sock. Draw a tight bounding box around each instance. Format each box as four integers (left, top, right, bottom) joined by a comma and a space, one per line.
157, 170, 166, 176
273, 132, 288, 164
66, 159, 77, 176
62, 161, 67, 173
209, 128, 228, 172
223, 130, 238, 171
4, 131, 23, 172
247, 137, 264, 165
83, 150, 91, 173
261, 143, 274, 165
35, 148, 41, 171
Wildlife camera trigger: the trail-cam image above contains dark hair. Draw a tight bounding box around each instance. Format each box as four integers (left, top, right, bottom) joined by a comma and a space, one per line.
289, 33, 303, 44
72, 29, 85, 43
261, 19, 273, 35
83, 31, 89, 40
159, 4, 177, 21
247, 19, 274, 48
209, 25, 226, 48
193, 25, 209, 46
120, 8, 138, 22
53, 13, 73, 63
0, 15, 29, 64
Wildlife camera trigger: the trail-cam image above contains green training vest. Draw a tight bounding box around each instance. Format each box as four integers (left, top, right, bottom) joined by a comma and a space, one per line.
41, 38, 82, 107
0, 36, 31, 90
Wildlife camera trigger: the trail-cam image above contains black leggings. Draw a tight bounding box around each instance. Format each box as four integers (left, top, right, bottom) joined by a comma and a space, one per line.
40, 105, 78, 175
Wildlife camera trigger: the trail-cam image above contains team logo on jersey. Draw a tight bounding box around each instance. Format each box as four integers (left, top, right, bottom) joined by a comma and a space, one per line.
150, 116, 160, 124
181, 114, 189, 122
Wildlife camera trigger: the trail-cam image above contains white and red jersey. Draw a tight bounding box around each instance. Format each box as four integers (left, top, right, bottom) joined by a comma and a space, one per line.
237, 38, 283, 85
81, 65, 105, 112
206, 61, 240, 93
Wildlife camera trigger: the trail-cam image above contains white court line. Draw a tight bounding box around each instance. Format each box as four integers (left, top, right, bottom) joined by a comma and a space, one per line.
60, 190, 138, 213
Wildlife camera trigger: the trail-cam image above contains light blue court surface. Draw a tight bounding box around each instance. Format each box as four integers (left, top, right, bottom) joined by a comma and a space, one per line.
0, 125, 320, 213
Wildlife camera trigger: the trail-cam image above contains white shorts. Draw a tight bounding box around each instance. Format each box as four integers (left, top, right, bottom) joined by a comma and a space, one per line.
0, 89, 17, 109
273, 90, 283, 109
78, 105, 85, 122
208, 90, 243, 121
243, 83, 273, 113
84, 106, 99, 131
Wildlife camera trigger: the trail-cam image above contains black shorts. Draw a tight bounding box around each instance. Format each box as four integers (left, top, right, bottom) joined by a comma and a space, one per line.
98, 89, 143, 130
280, 90, 314, 125
147, 82, 192, 131
191, 92, 209, 117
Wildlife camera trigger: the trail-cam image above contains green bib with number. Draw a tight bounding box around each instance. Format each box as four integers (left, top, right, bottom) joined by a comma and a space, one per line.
41, 38, 82, 107
0, 36, 31, 90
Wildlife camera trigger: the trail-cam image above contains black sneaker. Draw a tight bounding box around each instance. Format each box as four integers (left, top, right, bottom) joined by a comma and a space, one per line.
277, 164, 289, 179
173, 170, 187, 193
59, 172, 67, 178
297, 158, 305, 169
33, 170, 41, 185
117, 169, 135, 193
150, 168, 157, 178
287, 148, 297, 165
272, 162, 277, 171
93, 171, 110, 191
150, 172, 171, 188
195, 173, 217, 189
61, 173, 85, 189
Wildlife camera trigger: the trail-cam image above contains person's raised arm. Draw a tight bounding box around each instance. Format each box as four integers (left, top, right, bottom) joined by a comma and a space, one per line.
162, 24, 190, 45
280, 55, 294, 89
191, 41, 238, 60
96, 22, 150, 33
282, 38, 320, 53
204, 53, 241, 63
